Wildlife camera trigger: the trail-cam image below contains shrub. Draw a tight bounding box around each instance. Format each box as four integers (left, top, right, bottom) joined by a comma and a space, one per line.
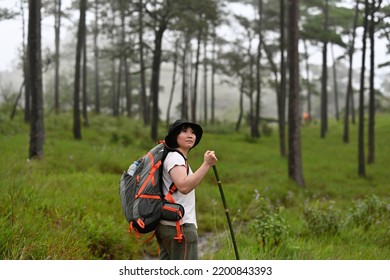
345, 195, 390, 230
251, 197, 290, 247
303, 201, 340, 236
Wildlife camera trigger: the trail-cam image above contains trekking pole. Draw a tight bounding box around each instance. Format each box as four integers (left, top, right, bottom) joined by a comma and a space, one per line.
212, 165, 240, 260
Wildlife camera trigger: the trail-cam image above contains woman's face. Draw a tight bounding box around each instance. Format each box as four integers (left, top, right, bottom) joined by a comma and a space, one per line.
176, 126, 196, 151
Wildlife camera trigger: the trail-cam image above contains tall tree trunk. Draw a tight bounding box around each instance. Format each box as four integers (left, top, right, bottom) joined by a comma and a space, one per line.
116, 58, 123, 116
10, 81, 26, 120
94, 0, 100, 114
181, 34, 190, 120
28, 0, 45, 159
124, 57, 132, 118
22, 0, 31, 123
254, 0, 263, 139
367, 0, 378, 164
287, 0, 305, 187
235, 77, 244, 132
82, 31, 88, 127
278, 0, 287, 158
166, 38, 179, 125
151, 23, 167, 141
54, 0, 61, 114
120, 7, 131, 118
138, 0, 148, 124
303, 39, 312, 119
321, 0, 329, 138
203, 27, 208, 124
111, 60, 117, 116
343, 0, 359, 143
73, 0, 86, 140
211, 25, 216, 124
331, 44, 340, 121
358, 0, 369, 177
247, 35, 256, 138
192, 28, 202, 122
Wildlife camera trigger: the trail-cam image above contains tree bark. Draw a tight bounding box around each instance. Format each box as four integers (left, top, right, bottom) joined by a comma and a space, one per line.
278, 0, 287, 158
138, 0, 148, 124
21, 0, 31, 123
82, 29, 89, 127
358, 0, 369, 177
28, 0, 45, 159
54, 0, 61, 114
287, 0, 305, 187
93, 0, 100, 114
151, 22, 167, 140
320, 0, 329, 138
367, 0, 378, 164
73, 0, 86, 140
343, 0, 359, 143
211, 25, 216, 124
166, 38, 179, 125
331, 44, 339, 121
191, 28, 202, 122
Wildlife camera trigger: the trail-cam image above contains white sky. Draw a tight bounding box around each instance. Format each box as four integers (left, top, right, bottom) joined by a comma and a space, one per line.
0, 0, 74, 72
0, 0, 388, 76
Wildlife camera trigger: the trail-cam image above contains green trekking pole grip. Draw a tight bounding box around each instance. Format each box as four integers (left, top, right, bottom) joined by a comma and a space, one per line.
212, 165, 240, 260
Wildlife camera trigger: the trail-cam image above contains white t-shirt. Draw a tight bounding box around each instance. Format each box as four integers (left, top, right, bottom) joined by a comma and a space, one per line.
161, 151, 197, 228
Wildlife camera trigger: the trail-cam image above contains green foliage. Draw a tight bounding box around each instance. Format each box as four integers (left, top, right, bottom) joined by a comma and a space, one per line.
251, 197, 290, 247
346, 195, 390, 230
303, 200, 341, 235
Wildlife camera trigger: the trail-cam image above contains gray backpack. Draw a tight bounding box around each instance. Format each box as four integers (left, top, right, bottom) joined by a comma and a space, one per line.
119, 142, 186, 239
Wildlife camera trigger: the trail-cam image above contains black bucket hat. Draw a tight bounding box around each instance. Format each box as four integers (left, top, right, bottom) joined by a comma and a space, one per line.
164, 119, 203, 149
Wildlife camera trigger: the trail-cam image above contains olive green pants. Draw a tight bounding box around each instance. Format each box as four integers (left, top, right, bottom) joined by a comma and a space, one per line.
155, 223, 198, 260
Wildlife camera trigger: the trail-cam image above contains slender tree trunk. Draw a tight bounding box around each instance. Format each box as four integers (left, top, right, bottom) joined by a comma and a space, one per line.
10, 81, 26, 120
235, 77, 244, 132
94, 0, 100, 114
343, 0, 359, 143
28, 0, 45, 159
247, 35, 256, 138
151, 23, 167, 141
111, 60, 117, 116
367, 0, 377, 164
119, 7, 131, 118
73, 0, 86, 140
181, 34, 190, 120
116, 58, 123, 116
211, 25, 216, 124
321, 0, 329, 138
254, 0, 263, 139
82, 31, 88, 127
287, 0, 305, 187
54, 0, 61, 114
138, 0, 148, 124
278, 0, 287, 158
202, 27, 208, 124
358, 0, 369, 177
303, 39, 312, 119
166, 38, 179, 125
331, 44, 340, 121
22, 0, 31, 123
125, 57, 132, 118
262, 42, 281, 122
192, 28, 202, 122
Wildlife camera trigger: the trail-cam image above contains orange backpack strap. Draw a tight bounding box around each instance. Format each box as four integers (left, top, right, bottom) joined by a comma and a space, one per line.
174, 221, 183, 243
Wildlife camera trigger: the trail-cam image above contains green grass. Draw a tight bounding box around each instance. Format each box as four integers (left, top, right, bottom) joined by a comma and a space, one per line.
0, 113, 389, 259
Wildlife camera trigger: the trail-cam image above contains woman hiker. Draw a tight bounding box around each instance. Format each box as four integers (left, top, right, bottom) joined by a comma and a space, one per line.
156, 119, 218, 260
